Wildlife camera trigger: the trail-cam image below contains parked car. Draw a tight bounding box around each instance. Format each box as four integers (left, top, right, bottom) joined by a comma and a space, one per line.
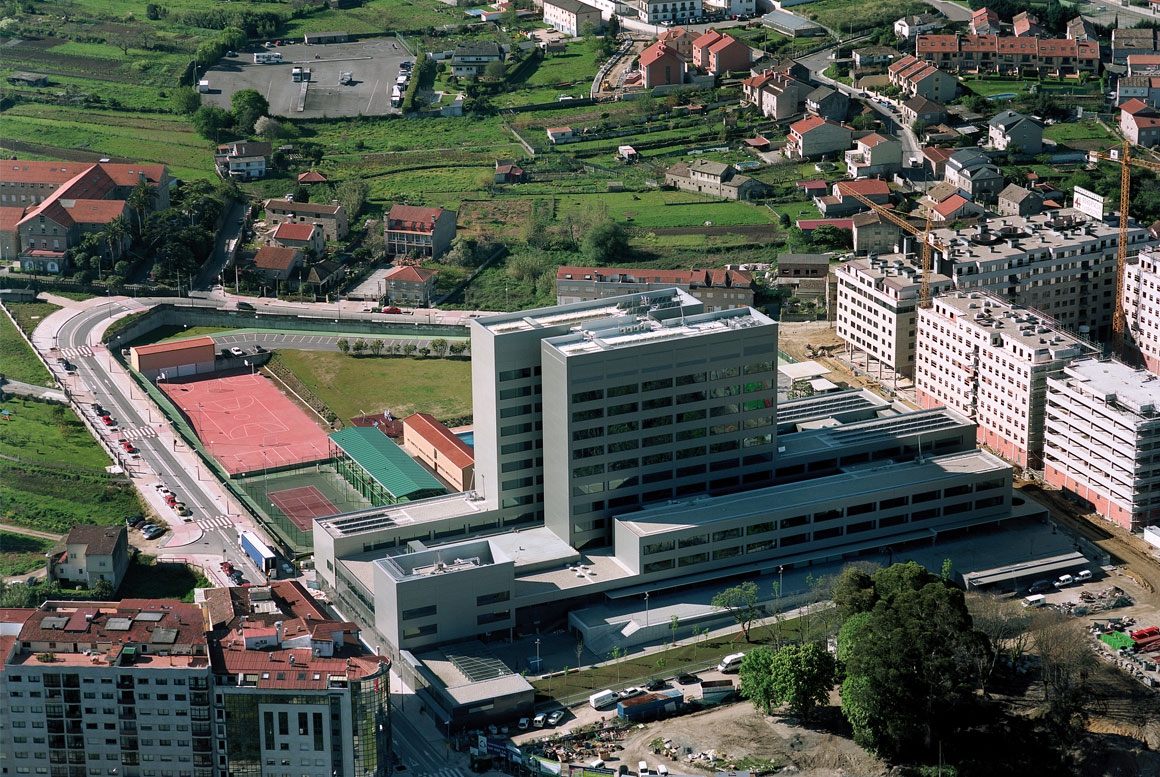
230, 346, 245, 357
122, 441, 137, 453
546, 710, 566, 726
532, 713, 546, 728
517, 717, 530, 730
91, 403, 105, 414
1028, 580, 1052, 594
126, 514, 145, 528
221, 561, 234, 574
229, 571, 244, 584
675, 674, 701, 685
61, 359, 76, 372
175, 505, 192, 517
138, 523, 158, 534
143, 526, 166, 540
251, 345, 266, 354
102, 416, 116, 426
382, 306, 403, 314
645, 679, 667, 692
618, 687, 644, 700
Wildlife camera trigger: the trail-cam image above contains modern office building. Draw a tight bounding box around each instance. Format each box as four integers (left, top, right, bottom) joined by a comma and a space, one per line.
916, 291, 1097, 469
0, 600, 215, 777
1123, 245, 1160, 375
1043, 359, 1160, 530
313, 290, 1042, 674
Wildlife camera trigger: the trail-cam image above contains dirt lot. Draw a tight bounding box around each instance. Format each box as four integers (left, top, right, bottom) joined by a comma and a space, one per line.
512, 699, 885, 777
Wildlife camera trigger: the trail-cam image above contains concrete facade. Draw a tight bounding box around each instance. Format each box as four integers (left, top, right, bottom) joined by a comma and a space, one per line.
1124, 246, 1160, 375
915, 291, 1097, 469
1044, 359, 1160, 530
555, 266, 755, 311
48, 525, 131, 592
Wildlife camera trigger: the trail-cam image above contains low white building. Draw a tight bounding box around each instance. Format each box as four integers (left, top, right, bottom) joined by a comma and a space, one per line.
916, 291, 1097, 469
1044, 359, 1160, 530
543, 0, 603, 36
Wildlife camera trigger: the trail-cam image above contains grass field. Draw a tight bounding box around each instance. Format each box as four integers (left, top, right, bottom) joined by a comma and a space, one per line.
797, 0, 927, 34
553, 190, 778, 228
0, 105, 215, 180
7, 301, 63, 336
276, 350, 473, 423
0, 307, 54, 387
1044, 119, 1117, 146
0, 398, 140, 532
0, 531, 55, 578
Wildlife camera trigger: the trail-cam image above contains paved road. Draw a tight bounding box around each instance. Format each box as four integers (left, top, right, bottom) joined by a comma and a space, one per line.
0, 523, 63, 541
920, 0, 972, 22
1, 377, 66, 402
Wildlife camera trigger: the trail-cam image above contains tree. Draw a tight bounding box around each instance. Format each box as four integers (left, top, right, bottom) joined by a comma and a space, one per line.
1032, 611, 1097, 729
100, 216, 130, 281
608, 645, 626, 684
369, 339, 385, 357
336, 338, 350, 354
402, 342, 417, 357
191, 105, 231, 141
221, 26, 247, 54
333, 178, 369, 220
838, 562, 987, 758
484, 59, 507, 80
766, 642, 836, 721
670, 614, 679, 646
712, 581, 761, 641
832, 564, 877, 621
582, 220, 628, 263
127, 179, 157, 237
738, 645, 779, 713
430, 338, 449, 358
230, 88, 269, 134
171, 87, 201, 115
965, 592, 1032, 696
254, 116, 283, 142
352, 339, 368, 356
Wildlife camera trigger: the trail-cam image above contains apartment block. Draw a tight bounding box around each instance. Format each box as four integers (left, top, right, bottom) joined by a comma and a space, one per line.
914, 34, 1100, 77
0, 600, 215, 777
835, 252, 954, 376
915, 291, 1097, 469
555, 265, 755, 311
1043, 359, 1160, 530
929, 212, 1154, 341
1123, 246, 1160, 375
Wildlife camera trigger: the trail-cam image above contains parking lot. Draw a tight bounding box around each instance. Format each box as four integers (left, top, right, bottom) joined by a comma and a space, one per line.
201, 38, 413, 118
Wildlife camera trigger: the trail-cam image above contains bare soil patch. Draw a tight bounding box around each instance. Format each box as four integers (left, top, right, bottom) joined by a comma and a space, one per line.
458, 199, 534, 242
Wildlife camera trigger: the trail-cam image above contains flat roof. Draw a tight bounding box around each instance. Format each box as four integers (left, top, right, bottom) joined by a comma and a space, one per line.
617, 449, 1009, 537
778, 360, 830, 381
318, 492, 491, 538
329, 427, 447, 501
476, 288, 702, 335
963, 551, 1087, 588
1058, 359, 1160, 417
931, 291, 1097, 362
131, 336, 216, 356
546, 307, 773, 357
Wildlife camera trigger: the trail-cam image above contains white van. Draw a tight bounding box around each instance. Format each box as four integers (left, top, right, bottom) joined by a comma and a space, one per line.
589, 760, 605, 770
717, 652, 745, 673
657, 766, 669, 777
1054, 574, 1075, 588
1023, 594, 1047, 608
589, 689, 618, 710
1077, 569, 1093, 581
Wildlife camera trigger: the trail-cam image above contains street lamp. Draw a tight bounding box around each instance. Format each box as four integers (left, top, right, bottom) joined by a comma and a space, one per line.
644, 591, 650, 627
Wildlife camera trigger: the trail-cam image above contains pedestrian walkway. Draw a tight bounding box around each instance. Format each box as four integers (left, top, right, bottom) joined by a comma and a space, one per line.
425, 768, 467, 777
59, 345, 93, 359
196, 515, 235, 531
120, 425, 160, 440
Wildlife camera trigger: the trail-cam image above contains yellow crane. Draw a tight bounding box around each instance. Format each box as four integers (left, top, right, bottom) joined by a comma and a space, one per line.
1086, 140, 1160, 358
844, 188, 947, 309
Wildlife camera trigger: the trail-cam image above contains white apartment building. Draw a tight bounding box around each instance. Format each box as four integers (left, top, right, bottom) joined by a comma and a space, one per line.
1043, 359, 1160, 530
0, 600, 216, 777
634, 0, 703, 24
916, 291, 1097, 469
929, 212, 1154, 341
1124, 246, 1160, 376
836, 211, 1157, 380
835, 252, 954, 377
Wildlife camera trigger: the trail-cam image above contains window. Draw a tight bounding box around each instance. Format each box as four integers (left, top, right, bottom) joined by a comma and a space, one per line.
401, 605, 437, 621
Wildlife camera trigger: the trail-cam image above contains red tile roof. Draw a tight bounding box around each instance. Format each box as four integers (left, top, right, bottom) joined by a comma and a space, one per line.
692, 31, 722, 49
641, 41, 682, 67
274, 222, 318, 241
797, 218, 854, 231
254, 246, 302, 271
835, 179, 890, 197
858, 133, 890, 148
403, 413, 475, 469
789, 115, 829, 134
297, 170, 329, 184
384, 265, 437, 282
0, 206, 26, 232
387, 204, 447, 232
1, 161, 85, 185
1121, 98, 1151, 115
934, 193, 971, 217
132, 336, 217, 356
214, 644, 387, 689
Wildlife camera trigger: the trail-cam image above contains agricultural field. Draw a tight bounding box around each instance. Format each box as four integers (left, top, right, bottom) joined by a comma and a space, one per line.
0, 105, 215, 180
554, 190, 779, 228
275, 350, 473, 423
280, 0, 460, 37
795, 0, 928, 35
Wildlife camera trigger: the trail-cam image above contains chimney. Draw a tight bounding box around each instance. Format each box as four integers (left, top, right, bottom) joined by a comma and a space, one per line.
289, 653, 296, 666
275, 621, 283, 645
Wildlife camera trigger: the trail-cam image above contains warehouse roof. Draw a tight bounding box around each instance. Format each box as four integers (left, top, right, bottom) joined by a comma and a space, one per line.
328, 427, 447, 501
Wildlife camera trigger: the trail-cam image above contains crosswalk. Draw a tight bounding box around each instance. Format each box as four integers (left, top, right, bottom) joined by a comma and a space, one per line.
121, 425, 159, 441
196, 515, 236, 531
424, 768, 467, 777
59, 345, 93, 359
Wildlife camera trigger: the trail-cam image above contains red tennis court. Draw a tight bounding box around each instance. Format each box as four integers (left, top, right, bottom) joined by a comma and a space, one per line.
269, 485, 340, 530
159, 371, 331, 476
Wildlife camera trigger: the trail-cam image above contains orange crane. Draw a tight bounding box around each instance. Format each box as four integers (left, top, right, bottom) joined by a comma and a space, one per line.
1086, 140, 1160, 358
844, 188, 947, 309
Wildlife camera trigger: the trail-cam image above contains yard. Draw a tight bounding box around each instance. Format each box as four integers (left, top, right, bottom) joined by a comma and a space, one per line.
554, 190, 779, 229
796, 0, 928, 35
117, 556, 212, 603
275, 349, 473, 424
1044, 119, 1117, 148
0, 531, 55, 578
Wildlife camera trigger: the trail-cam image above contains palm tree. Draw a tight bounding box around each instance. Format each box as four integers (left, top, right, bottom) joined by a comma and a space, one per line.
100, 216, 130, 281
126, 179, 157, 237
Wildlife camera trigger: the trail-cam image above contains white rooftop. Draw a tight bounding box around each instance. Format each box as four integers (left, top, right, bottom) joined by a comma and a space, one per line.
1059, 359, 1160, 418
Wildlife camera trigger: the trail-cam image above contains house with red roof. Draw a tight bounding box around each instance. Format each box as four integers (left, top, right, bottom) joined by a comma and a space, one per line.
929, 192, 984, 222
914, 34, 1100, 77
657, 26, 697, 60
692, 31, 750, 74
4, 160, 170, 274
639, 41, 686, 87
817, 178, 892, 217
1121, 98, 1160, 147
844, 133, 903, 178
402, 412, 475, 492
970, 7, 1001, 35
741, 69, 810, 119
385, 204, 457, 259
253, 245, 304, 283
494, 159, 526, 183
296, 170, 329, 185
271, 221, 325, 257
264, 198, 349, 241
1012, 11, 1041, 37
383, 264, 438, 307
888, 55, 957, 103
783, 116, 853, 160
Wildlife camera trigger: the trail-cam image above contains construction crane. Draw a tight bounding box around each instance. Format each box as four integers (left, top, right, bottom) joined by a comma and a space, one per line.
844, 188, 947, 309
1086, 140, 1160, 358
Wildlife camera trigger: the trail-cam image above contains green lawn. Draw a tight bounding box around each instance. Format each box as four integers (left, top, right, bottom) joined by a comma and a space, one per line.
796, 0, 928, 34
0, 531, 55, 578
6, 301, 63, 336
1044, 119, 1117, 145
275, 350, 473, 423
0, 307, 54, 387
553, 190, 778, 228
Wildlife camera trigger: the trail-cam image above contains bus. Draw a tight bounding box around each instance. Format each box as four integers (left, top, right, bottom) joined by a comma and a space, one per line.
254, 52, 283, 64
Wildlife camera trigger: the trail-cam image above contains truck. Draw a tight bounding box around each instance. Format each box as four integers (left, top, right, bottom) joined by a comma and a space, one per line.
391, 86, 402, 108
239, 529, 277, 578
588, 689, 617, 710
617, 688, 684, 721
254, 51, 283, 64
